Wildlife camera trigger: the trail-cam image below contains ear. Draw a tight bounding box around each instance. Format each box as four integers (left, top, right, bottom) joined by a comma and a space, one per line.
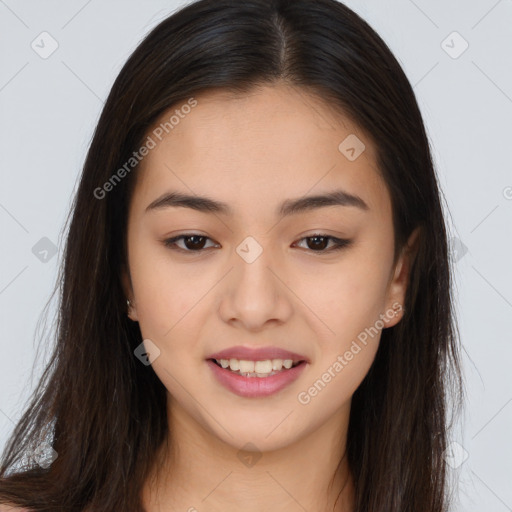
121, 264, 139, 322
383, 227, 421, 328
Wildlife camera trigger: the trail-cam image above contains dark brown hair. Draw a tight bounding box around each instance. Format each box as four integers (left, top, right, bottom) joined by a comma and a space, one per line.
0, 0, 464, 510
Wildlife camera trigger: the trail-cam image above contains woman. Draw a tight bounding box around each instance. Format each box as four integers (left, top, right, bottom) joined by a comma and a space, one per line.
0, 0, 464, 510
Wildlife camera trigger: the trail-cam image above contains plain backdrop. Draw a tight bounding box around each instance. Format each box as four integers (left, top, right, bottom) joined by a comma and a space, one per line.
0, 0, 511, 510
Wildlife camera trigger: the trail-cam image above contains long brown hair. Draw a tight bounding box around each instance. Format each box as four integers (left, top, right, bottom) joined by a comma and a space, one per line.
0, 1, 464, 510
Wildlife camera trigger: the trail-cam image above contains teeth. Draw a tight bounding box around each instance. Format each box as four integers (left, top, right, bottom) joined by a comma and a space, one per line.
255, 360, 273, 373
239, 360, 255, 373
217, 358, 298, 375
272, 359, 282, 371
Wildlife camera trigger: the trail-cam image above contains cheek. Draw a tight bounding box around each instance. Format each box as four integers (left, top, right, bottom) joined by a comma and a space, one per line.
130, 255, 205, 391
294, 264, 387, 409
297, 254, 391, 336
128, 238, 208, 337
292, 248, 392, 396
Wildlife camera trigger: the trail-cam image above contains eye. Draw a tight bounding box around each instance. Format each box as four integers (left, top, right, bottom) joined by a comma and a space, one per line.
163, 234, 219, 252
163, 233, 351, 254
293, 234, 352, 253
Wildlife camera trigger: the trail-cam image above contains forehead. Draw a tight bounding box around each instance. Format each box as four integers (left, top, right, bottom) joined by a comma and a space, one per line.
132, 84, 389, 219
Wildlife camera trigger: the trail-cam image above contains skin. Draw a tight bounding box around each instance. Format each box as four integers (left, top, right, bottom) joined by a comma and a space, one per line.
122, 83, 419, 512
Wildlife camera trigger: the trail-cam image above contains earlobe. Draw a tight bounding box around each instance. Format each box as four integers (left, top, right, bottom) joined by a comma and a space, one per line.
121, 265, 138, 322
127, 298, 139, 322
384, 227, 421, 327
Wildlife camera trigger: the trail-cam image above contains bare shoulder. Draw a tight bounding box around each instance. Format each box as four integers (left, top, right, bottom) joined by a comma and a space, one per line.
0, 505, 32, 511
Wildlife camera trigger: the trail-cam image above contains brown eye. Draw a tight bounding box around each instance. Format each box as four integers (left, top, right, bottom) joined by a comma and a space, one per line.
294, 234, 352, 253
163, 234, 218, 252
305, 236, 329, 251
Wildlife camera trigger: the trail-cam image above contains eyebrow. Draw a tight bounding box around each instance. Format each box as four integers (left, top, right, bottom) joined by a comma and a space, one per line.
145, 189, 369, 217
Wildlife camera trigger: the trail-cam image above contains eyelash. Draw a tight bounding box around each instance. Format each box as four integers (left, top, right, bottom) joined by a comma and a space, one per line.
162, 233, 352, 254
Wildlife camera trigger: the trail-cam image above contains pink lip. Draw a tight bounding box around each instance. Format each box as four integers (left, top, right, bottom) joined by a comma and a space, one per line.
206, 359, 308, 398
207, 345, 309, 363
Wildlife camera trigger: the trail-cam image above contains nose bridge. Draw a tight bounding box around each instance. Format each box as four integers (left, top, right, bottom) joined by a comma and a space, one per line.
234, 235, 279, 302
238, 244, 274, 289
218, 235, 292, 328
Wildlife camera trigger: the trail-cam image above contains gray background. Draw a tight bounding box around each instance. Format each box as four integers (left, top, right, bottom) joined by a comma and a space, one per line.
1, 0, 511, 509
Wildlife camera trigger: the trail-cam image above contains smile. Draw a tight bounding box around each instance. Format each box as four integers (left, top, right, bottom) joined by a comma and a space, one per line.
207, 358, 308, 397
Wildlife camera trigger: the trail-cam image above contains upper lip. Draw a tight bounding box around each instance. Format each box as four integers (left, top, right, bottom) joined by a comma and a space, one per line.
208, 345, 309, 363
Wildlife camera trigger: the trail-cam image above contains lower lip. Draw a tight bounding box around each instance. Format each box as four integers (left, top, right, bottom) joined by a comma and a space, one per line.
206, 359, 307, 398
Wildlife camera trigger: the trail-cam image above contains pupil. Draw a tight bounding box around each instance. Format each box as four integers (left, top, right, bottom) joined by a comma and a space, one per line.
308, 236, 328, 251
185, 235, 206, 250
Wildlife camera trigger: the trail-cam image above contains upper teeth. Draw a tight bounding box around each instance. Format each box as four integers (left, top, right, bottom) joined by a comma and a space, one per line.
217, 358, 296, 373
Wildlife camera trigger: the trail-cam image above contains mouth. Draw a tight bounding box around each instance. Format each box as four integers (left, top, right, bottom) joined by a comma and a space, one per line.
206, 349, 309, 398
208, 357, 305, 378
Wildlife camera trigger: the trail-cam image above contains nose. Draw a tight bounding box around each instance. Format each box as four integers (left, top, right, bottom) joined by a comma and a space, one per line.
217, 241, 293, 331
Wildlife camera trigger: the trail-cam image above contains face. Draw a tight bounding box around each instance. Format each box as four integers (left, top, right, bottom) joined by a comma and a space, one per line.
123, 84, 418, 452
